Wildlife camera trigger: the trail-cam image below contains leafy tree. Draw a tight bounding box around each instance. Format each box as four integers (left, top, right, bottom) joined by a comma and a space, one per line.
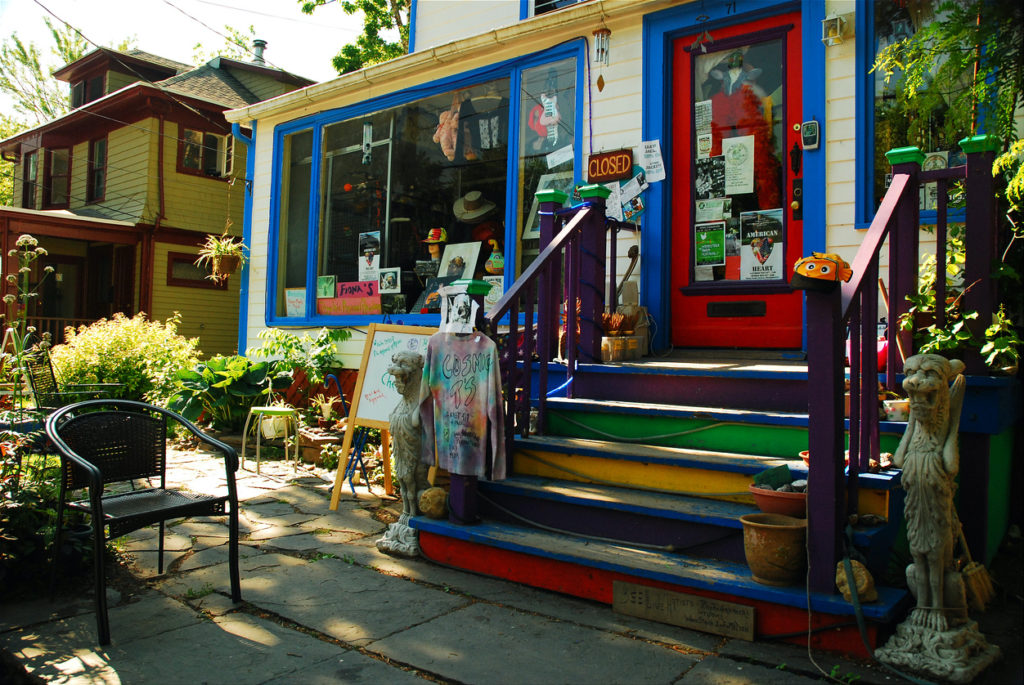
192, 24, 257, 65
873, 1, 1023, 210
0, 18, 90, 125
0, 114, 22, 206
300, 0, 409, 74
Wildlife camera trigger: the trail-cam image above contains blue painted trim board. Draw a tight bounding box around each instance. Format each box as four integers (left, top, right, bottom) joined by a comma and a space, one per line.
231, 121, 255, 354
408, 0, 417, 53
411, 517, 909, 620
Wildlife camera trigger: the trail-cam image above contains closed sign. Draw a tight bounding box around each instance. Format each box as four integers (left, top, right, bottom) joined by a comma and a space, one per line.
588, 149, 633, 183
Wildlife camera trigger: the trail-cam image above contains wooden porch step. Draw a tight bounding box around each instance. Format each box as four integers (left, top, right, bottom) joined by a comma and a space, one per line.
410, 516, 910, 656
511, 435, 902, 520
479, 475, 898, 568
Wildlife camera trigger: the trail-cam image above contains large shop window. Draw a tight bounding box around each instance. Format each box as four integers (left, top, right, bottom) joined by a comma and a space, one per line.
868, 2, 964, 216
273, 52, 578, 322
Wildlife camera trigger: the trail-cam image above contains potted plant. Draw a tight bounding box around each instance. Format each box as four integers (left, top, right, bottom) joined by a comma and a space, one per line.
310, 393, 340, 429
195, 234, 248, 281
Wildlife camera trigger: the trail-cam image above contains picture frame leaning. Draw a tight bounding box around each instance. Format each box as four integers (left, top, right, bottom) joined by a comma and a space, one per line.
522, 170, 575, 240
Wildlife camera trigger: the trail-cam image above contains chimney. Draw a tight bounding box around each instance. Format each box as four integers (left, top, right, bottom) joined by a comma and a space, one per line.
252, 39, 267, 65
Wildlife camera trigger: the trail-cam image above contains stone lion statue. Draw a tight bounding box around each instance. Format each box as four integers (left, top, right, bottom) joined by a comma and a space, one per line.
892, 353, 966, 632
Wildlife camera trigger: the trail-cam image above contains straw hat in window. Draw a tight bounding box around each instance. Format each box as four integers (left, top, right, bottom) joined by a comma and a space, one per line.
453, 190, 496, 223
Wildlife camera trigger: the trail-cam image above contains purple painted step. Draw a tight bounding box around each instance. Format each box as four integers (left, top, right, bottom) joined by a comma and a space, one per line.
479, 476, 757, 563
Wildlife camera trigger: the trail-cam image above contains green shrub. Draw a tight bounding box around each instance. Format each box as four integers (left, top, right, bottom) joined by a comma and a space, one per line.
50, 313, 201, 404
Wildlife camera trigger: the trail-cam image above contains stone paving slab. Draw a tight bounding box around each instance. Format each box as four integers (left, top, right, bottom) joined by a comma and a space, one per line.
5, 600, 344, 684
156, 552, 471, 647
678, 656, 822, 684
716, 636, 902, 684
266, 649, 430, 685
370, 601, 698, 684
338, 538, 723, 653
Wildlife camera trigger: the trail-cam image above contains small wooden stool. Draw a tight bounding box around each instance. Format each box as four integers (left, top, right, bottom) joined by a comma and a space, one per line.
241, 406, 300, 474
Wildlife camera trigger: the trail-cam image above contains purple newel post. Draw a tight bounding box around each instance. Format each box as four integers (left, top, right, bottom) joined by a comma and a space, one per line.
884, 147, 923, 375
960, 134, 1001, 375
805, 287, 846, 593
576, 185, 610, 363
536, 189, 568, 364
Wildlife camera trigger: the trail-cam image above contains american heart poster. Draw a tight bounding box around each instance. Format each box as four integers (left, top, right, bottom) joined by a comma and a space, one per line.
739, 209, 783, 281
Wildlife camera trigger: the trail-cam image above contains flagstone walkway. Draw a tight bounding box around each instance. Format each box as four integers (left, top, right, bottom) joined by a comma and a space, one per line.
1, 445, 1019, 684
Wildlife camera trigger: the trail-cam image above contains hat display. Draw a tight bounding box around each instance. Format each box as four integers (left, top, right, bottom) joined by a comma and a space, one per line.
421, 227, 448, 243
453, 190, 496, 222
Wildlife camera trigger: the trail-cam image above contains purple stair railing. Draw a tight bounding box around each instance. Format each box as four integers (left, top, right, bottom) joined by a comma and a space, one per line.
805, 135, 1001, 592
483, 185, 618, 460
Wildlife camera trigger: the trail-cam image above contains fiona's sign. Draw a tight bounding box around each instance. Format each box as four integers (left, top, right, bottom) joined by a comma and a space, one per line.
587, 149, 633, 183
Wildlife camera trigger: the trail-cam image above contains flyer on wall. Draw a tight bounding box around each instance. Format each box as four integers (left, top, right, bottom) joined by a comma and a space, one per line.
739, 209, 783, 280
722, 135, 754, 195
694, 221, 726, 269
695, 156, 725, 199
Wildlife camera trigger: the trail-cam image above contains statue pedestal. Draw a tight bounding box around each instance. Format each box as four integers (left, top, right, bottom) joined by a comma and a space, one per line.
876, 617, 1001, 684
376, 514, 420, 558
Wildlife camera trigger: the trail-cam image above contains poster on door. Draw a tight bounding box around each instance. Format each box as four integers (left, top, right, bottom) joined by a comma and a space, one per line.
739, 209, 783, 281
694, 221, 726, 268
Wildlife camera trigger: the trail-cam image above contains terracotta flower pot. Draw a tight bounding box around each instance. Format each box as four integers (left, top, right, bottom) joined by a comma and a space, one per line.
740, 513, 807, 586
748, 483, 806, 518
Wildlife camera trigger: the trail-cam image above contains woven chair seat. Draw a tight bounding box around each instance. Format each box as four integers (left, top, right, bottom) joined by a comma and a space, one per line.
70, 489, 229, 539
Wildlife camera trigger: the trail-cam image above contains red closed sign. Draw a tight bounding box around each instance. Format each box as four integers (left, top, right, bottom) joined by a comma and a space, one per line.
587, 149, 633, 183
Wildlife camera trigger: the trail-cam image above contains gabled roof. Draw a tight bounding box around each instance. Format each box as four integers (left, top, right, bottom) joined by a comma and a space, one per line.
159, 63, 261, 110
53, 47, 192, 83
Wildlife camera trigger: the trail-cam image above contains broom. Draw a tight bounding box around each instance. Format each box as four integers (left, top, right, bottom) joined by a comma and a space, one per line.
957, 519, 996, 612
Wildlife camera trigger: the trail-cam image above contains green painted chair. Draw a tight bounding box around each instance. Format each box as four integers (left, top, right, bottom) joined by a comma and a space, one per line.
240, 405, 300, 474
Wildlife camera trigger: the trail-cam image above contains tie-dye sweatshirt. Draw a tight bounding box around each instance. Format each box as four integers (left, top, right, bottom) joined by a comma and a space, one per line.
418, 332, 506, 479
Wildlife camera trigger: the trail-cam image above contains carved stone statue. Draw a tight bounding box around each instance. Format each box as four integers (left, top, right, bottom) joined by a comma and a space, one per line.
876, 354, 1000, 682
376, 351, 430, 557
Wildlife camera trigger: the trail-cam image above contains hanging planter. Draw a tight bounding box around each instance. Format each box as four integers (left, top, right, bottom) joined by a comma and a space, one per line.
195, 234, 248, 281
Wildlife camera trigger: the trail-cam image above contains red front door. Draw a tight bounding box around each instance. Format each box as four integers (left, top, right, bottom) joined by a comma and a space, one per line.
670, 11, 804, 348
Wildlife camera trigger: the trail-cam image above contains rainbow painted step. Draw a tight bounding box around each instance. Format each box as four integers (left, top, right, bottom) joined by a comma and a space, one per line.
410, 516, 910, 656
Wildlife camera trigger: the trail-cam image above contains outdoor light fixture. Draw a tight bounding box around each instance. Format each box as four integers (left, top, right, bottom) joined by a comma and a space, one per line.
821, 13, 846, 47
593, 27, 611, 66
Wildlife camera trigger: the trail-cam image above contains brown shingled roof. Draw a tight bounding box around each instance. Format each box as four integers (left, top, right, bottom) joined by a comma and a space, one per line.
157, 64, 261, 109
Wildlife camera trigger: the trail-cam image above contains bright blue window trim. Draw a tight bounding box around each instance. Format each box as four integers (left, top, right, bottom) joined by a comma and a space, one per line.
231, 121, 255, 354
409, 0, 417, 53
641, 0, 809, 352
267, 40, 586, 328
520, 0, 529, 20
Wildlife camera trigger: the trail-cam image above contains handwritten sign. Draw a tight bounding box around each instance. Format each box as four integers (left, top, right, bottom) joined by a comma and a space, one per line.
284, 288, 305, 317
612, 581, 754, 640
330, 324, 434, 509
316, 280, 381, 315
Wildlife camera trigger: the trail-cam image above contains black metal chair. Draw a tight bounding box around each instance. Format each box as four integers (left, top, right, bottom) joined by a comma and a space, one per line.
45, 399, 242, 645
24, 348, 123, 411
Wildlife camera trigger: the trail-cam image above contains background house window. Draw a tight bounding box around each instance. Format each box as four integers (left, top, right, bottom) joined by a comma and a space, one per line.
70, 75, 104, 108
180, 128, 231, 177
87, 137, 107, 202
46, 148, 70, 208
533, 0, 589, 17
21, 151, 38, 209
167, 252, 227, 290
